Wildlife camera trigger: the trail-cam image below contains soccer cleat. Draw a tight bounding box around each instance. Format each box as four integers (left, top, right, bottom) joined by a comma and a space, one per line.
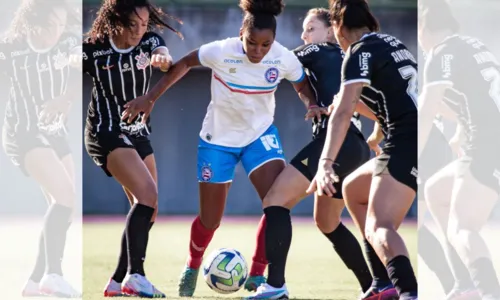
39, 273, 82, 298
245, 275, 267, 292
244, 283, 289, 299
103, 278, 124, 297
178, 266, 199, 297
21, 279, 43, 297
359, 285, 399, 300
121, 273, 165, 298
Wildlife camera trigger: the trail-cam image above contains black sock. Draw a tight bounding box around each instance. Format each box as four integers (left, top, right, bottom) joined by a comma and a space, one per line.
387, 255, 418, 299
112, 222, 155, 283
29, 231, 46, 283
444, 241, 474, 290
418, 226, 454, 294
264, 206, 292, 288
364, 239, 391, 287
470, 257, 500, 298
324, 223, 372, 292
126, 204, 154, 276
43, 204, 72, 276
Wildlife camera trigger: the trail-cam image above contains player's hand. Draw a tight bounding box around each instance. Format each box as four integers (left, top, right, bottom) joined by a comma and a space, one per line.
306, 158, 339, 197
122, 95, 155, 124
366, 129, 384, 156
305, 105, 328, 121
150, 53, 173, 72
449, 136, 464, 157
328, 103, 335, 114
39, 98, 71, 124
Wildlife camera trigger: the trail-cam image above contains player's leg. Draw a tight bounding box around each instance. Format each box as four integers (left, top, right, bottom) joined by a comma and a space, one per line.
343, 160, 398, 299
364, 150, 418, 300
178, 138, 238, 297
425, 161, 478, 299
447, 158, 500, 299
86, 131, 160, 297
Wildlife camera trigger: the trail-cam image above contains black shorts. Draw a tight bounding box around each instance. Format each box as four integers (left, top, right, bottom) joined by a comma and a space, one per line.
2, 126, 71, 176
84, 129, 154, 177
456, 153, 500, 194
418, 125, 454, 200
290, 125, 370, 199
375, 134, 418, 193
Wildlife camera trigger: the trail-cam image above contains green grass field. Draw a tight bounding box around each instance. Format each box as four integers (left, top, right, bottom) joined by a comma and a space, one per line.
83, 217, 417, 300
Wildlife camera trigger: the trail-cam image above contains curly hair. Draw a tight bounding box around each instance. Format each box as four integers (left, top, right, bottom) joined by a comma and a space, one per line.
239, 0, 285, 36
4, 0, 80, 42
85, 0, 183, 44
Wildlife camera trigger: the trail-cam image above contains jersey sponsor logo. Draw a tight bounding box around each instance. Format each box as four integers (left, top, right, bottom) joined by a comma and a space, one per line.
93, 48, 113, 58
264, 67, 279, 84
119, 121, 146, 134
11, 48, 30, 57
121, 62, 132, 72
223, 59, 243, 64
260, 134, 283, 154
359, 52, 371, 77
262, 59, 281, 65
296, 44, 320, 57
135, 52, 150, 70
200, 165, 213, 181
441, 54, 453, 78
82, 52, 88, 60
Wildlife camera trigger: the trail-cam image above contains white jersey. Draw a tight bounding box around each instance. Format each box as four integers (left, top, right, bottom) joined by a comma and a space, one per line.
198, 37, 305, 147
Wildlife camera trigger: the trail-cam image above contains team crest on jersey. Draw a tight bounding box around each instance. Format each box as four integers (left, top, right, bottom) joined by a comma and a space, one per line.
53, 50, 69, 70
200, 165, 213, 182
265, 67, 279, 83
135, 52, 150, 70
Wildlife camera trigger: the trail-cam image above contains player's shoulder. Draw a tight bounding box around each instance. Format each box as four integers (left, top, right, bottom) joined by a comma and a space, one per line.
58, 31, 80, 49
141, 31, 164, 44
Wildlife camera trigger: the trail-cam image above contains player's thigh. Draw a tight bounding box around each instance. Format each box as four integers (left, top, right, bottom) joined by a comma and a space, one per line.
242, 125, 286, 200
262, 164, 310, 209
314, 194, 345, 233
367, 146, 417, 232
450, 157, 499, 231
197, 138, 239, 228
342, 158, 375, 207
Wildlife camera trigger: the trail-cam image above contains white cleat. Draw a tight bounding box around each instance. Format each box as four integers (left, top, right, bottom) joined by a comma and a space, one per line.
21, 279, 44, 297
39, 274, 81, 298
244, 283, 289, 299
121, 273, 165, 298
103, 278, 124, 297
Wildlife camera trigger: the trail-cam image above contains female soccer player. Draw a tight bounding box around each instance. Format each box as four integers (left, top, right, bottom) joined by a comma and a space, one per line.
82, 0, 180, 297
0, 0, 80, 297
302, 0, 419, 299
419, 0, 500, 298
245, 8, 397, 299
121, 0, 324, 297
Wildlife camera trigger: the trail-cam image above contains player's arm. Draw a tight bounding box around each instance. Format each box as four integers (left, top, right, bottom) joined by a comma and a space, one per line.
331, 95, 377, 121
285, 50, 321, 112
150, 33, 173, 72
321, 46, 372, 163
419, 47, 453, 157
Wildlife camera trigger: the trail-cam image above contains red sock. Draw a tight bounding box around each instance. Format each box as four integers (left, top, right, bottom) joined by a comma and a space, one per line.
250, 214, 268, 276
187, 216, 217, 269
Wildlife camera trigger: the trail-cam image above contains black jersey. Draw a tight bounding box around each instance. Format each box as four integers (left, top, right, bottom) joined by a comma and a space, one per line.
294, 42, 361, 138
424, 34, 500, 155
342, 33, 418, 143
83, 32, 167, 136
0, 33, 79, 136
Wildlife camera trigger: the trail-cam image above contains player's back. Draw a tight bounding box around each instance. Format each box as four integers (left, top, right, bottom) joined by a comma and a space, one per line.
426, 35, 500, 151
346, 33, 418, 140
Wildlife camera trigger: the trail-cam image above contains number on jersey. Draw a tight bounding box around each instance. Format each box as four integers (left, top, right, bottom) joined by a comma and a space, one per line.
481, 67, 500, 112
398, 65, 418, 108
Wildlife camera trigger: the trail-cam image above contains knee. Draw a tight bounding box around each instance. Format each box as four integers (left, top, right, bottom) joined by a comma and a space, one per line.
315, 213, 341, 234
364, 218, 395, 245
134, 181, 158, 207
199, 215, 221, 230
263, 188, 285, 208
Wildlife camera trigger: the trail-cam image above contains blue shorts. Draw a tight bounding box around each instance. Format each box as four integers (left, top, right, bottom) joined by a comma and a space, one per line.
197, 125, 285, 183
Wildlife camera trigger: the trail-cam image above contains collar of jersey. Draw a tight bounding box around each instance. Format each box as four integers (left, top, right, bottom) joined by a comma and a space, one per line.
360, 32, 377, 41
27, 35, 53, 54
109, 38, 136, 53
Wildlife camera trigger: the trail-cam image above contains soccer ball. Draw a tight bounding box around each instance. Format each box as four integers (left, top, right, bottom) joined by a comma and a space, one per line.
203, 248, 248, 294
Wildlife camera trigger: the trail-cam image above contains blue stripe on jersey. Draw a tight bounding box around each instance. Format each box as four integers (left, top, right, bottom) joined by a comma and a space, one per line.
289, 69, 306, 84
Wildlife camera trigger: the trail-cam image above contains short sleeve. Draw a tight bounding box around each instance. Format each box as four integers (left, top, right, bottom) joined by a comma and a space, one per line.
146, 32, 168, 54
283, 49, 305, 83
82, 39, 93, 75
293, 44, 319, 69
342, 42, 373, 86
424, 43, 454, 87
198, 40, 224, 69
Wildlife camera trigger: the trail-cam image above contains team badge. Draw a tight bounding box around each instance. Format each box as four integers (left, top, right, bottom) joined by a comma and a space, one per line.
265, 67, 279, 83
135, 52, 150, 70
201, 165, 213, 182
